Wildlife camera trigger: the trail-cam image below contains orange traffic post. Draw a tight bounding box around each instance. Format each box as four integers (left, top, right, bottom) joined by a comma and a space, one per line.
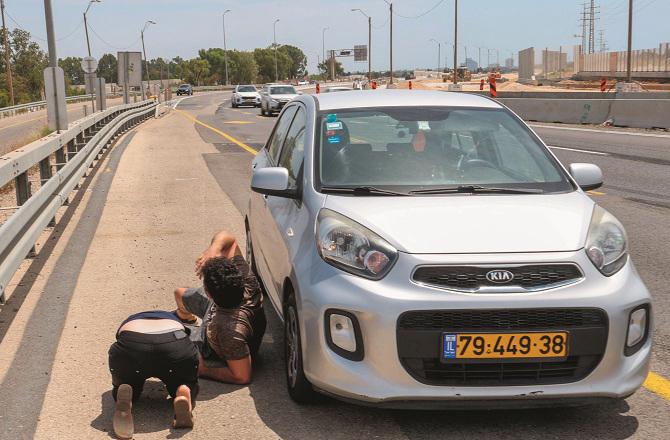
600, 77, 607, 92
480, 79, 485, 90
489, 75, 497, 98
408, 80, 412, 90
316, 83, 321, 94
371, 80, 377, 90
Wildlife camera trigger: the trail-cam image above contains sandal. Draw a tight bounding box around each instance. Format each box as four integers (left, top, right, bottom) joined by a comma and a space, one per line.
113, 384, 134, 439
173, 396, 194, 429
172, 310, 200, 326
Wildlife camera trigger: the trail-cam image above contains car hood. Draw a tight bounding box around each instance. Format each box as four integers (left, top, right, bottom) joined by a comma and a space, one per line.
322, 192, 594, 254
270, 94, 299, 101
237, 92, 259, 97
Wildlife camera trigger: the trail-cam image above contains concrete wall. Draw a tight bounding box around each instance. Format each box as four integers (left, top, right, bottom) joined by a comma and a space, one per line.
497, 97, 670, 129
518, 47, 535, 80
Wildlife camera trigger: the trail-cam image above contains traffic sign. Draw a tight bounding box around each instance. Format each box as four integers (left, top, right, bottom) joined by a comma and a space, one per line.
81, 56, 98, 74
354, 45, 368, 62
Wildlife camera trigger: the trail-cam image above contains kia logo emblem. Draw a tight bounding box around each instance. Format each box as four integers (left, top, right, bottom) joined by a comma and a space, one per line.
486, 270, 515, 283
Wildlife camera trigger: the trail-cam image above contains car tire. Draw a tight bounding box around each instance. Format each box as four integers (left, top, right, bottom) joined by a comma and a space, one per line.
284, 291, 318, 404
244, 221, 258, 276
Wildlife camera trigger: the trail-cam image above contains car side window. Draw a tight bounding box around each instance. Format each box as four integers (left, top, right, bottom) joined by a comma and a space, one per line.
267, 106, 298, 164
278, 107, 306, 189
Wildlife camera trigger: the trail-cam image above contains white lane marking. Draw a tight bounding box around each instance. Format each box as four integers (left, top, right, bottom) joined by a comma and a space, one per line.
548, 145, 610, 156
530, 124, 670, 139
175, 177, 198, 181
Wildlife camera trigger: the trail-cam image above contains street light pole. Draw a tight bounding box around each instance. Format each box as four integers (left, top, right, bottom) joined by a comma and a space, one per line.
352, 9, 372, 82
83, 0, 100, 112
273, 19, 280, 82
626, 0, 633, 83
1, 0, 15, 106
453, 0, 458, 84
322, 27, 328, 64
222, 9, 231, 86
388, 1, 393, 84
429, 38, 440, 73
141, 20, 156, 99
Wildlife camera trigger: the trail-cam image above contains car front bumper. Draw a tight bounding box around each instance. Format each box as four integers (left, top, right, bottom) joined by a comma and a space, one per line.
295, 249, 652, 406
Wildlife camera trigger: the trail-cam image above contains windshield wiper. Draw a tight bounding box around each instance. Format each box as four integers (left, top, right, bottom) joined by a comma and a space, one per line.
320, 186, 410, 196
409, 185, 543, 195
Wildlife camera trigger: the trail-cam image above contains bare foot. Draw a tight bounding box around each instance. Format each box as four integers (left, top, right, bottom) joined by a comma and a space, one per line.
113, 384, 134, 439
173, 385, 194, 429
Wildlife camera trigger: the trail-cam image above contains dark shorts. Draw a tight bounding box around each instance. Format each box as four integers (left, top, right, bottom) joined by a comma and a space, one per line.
108, 330, 199, 402
181, 287, 216, 359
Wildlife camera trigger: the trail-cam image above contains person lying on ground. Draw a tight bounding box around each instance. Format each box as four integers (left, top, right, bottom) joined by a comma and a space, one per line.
174, 230, 266, 385
108, 311, 199, 439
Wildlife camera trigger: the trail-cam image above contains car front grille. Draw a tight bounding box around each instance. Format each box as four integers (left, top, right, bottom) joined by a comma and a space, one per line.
397, 308, 608, 386
412, 264, 584, 292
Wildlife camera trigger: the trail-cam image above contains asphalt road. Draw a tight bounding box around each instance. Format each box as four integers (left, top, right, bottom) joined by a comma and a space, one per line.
169, 91, 670, 439
0, 97, 124, 156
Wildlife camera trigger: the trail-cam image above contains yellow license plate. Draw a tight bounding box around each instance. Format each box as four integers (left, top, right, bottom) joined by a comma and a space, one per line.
441, 332, 568, 360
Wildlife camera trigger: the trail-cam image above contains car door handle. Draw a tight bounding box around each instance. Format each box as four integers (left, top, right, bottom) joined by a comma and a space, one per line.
252, 163, 258, 169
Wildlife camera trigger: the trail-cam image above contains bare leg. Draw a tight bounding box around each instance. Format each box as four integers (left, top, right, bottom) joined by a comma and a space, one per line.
173, 385, 194, 429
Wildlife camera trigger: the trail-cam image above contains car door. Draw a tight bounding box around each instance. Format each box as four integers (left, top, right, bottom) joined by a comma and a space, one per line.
263, 104, 308, 301
249, 105, 299, 305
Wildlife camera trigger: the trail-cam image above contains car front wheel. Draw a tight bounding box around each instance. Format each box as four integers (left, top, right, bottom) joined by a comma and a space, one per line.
285, 291, 318, 404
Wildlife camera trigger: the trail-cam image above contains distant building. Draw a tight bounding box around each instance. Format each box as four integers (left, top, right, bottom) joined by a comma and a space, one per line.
464, 57, 478, 71
505, 58, 514, 69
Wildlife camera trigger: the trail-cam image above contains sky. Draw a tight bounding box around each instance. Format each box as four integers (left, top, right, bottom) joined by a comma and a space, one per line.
3, 0, 669, 74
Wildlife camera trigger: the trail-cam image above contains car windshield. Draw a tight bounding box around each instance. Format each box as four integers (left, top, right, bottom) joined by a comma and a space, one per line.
179, 85, 189, 89
317, 107, 573, 193
238, 86, 256, 92
270, 86, 297, 95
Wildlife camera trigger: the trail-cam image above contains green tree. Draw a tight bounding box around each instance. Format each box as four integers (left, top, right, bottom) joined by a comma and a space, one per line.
198, 48, 225, 84
318, 56, 344, 79
278, 45, 307, 79
184, 58, 210, 86
97, 53, 117, 83
58, 56, 84, 85
253, 46, 290, 83
228, 51, 257, 84
8, 29, 48, 102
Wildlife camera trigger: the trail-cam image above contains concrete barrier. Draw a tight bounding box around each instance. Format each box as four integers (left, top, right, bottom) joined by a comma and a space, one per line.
487, 96, 670, 129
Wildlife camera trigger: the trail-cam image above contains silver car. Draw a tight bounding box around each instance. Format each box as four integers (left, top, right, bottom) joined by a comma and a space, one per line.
246, 90, 652, 408
232, 84, 261, 108
260, 84, 301, 116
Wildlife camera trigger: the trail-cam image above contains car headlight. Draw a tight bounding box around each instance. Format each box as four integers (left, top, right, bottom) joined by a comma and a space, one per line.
316, 209, 397, 280
585, 205, 628, 276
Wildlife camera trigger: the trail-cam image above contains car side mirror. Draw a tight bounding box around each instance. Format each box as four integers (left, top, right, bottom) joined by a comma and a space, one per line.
251, 167, 299, 199
569, 163, 603, 191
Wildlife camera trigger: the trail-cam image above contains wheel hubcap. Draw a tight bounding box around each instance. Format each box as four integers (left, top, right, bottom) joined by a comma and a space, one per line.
286, 307, 299, 387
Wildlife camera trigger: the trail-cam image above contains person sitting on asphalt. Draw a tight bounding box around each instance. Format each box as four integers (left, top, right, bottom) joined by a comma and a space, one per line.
174, 230, 266, 385
108, 310, 200, 439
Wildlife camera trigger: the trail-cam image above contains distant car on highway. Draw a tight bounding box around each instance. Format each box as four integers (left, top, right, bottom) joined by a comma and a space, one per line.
323, 86, 354, 93
259, 84, 300, 116
246, 90, 652, 407
232, 85, 261, 108
297, 80, 309, 86
176, 84, 193, 96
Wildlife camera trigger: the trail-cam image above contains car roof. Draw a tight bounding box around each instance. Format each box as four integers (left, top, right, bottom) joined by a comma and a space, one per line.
311, 89, 502, 111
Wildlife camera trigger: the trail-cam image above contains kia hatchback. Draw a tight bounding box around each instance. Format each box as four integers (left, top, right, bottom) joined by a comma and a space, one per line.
246, 90, 652, 408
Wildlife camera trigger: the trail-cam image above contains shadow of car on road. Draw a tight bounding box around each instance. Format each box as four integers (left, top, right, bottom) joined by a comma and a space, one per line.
246, 307, 640, 440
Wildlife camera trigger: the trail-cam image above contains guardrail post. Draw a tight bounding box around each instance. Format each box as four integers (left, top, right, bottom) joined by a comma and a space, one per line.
39, 157, 57, 227
15, 172, 36, 257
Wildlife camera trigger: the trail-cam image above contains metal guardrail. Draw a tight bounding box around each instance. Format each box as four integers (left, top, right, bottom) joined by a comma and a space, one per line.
0, 99, 158, 303
0, 94, 103, 118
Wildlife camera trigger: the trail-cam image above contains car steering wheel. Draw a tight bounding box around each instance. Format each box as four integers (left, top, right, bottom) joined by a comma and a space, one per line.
460, 158, 498, 171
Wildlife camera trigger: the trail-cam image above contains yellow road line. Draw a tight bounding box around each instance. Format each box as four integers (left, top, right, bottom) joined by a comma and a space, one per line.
174, 109, 257, 155
587, 191, 606, 195
645, 372, 670, 401
223, 120, 254, 125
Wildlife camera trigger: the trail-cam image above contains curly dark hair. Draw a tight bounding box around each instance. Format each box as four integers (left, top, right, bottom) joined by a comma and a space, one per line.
201, 257, 245, 308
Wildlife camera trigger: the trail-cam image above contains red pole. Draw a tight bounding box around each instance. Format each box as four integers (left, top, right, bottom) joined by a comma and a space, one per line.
316, 83, 321, 94
479, 79, 484, 90
408, 80, 412, 90
600, 77, 607, 92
